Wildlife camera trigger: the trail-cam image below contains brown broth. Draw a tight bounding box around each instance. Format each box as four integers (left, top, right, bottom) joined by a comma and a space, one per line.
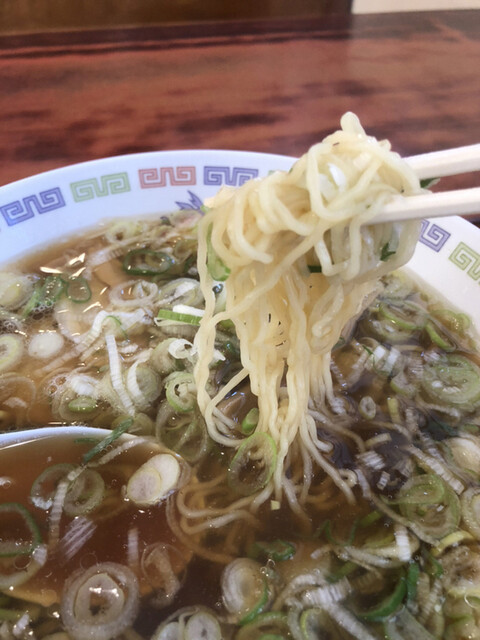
1, 216, 480, 638
0, 433, 192, 610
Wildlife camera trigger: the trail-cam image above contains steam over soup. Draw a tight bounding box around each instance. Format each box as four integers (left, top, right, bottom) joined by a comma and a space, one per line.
1, 116, 480, 639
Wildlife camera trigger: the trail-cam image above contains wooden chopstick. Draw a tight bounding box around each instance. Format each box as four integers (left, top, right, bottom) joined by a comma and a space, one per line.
373, 143, 480, 224
405, 143, 480, 179
375, 187, 480, 224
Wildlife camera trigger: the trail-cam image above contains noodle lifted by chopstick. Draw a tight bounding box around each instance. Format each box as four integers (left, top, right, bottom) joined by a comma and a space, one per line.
194, 112, 422, 515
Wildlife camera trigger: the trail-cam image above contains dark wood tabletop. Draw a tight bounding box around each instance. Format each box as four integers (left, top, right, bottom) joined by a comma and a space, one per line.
1, 9, 479, 205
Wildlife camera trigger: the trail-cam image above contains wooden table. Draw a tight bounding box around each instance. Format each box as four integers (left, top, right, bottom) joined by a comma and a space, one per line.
1, 10, 479, 209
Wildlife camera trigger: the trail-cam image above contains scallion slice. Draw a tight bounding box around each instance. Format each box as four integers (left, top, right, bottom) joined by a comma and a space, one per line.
0, 333, 24, 374
156, 308, 201, 325
406, 562, 420, 602
82, 417, 133, 464
126, 453, 181, 506
393, 473, 460, 539
206, 225, 230, 281
64, 276, 92, 303
30, 463, 75, 510
63, 469, 105, 516
123, 249, 174, 276
421, 354, 480, 407
22, 275, 65, 317
157, 412, 209, 464
461, 487, 480, 538
184, 610, 222, 640
241, 408, 259, 435
67, 395, 98, 413
222, 558, 270, 625
425, 321, 456, 352
165, 372, 196, 413
379, 299, 427, 331
248, 539, 295, 562
228, 432, 276, 496
0, 503, 42, 557
360, 576, 406, 621
234, 612, 290, 640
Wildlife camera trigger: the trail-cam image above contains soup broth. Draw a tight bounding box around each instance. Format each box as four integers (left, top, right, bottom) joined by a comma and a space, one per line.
1, 212, 480, 639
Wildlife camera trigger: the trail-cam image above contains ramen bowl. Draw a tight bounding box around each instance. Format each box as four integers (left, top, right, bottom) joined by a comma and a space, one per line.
1, 150, 480, 639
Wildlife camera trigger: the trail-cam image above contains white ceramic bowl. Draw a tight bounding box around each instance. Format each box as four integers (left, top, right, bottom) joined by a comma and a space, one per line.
0, 150, 479, 335
0, 426, 115, 448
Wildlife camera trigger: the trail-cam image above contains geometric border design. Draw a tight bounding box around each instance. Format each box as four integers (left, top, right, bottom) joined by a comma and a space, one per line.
0, 187, 66, 226
449, 241, 480, 281
138, 166, 196, 189
70, 172, 131, 202
204, 165, 259, 186
419, 219, 451, 252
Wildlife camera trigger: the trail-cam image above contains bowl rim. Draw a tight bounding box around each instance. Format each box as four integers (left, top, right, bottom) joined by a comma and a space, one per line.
0, 148, 295, 193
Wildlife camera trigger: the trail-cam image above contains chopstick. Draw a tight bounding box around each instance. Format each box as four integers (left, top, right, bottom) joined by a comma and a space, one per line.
373, 143, 480, 224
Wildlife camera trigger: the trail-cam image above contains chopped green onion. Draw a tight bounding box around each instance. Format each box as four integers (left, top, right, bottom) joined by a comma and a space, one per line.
157, 277, 203, 307
165, 371, 196, 413
430, 308, 470, 335
379, 299, 427, 331
0, 503, 42, 557
248, 539, 296, 563
406, 562, 420, 602
228, 432, 276, 496
30, 463, 75, 510
421, 354, 480, 407
126, 453, 180, 506
307, 264, 322, 273
422, 549, 444, 578
317, 518, 358, 546
425, 321, 456, 352
0, 333, 24, 373
360, 576, 406, 621
327, 560, 358, 583
241, 408, 259, 435
64, 469, 105, 516
156, 308, 201, 325
460, 487, 480, 538
359, 510, 382, 528
206, 225, 230, 281
184, 610, 222, 640
420, 177, 439, 189
157, 412, 209, 464
235, 612, 290, 640
221, 558, 270, 626
393, 473, 461, 539
22, 275, 65, 317
0, 272, 33, 311
380, 242, 396, 262
67, 395, 98, 413
358, 395, 376, 420
300, 608, 335, 639
82, 417, 133, 464
64, 275, 92, 303
389, 371, 417, 398
123, 248, 174, 276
